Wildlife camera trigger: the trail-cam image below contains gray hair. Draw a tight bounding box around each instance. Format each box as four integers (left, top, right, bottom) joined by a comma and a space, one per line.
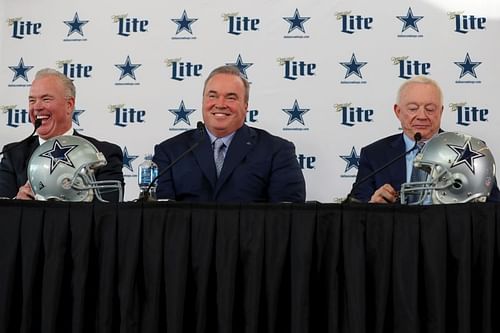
203, 65, 250, 103
396, 76, 443, 105
34, 68, 76, 99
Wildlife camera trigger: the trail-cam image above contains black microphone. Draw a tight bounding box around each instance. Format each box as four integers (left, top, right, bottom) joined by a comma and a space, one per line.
138, 121, 206, 201
0, 118, 42, 156
343, 132, 422, 203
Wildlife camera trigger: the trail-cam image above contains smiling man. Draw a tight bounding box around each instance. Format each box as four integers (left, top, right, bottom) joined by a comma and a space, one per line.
0, 68, 124, 201
153, 65, 306, 202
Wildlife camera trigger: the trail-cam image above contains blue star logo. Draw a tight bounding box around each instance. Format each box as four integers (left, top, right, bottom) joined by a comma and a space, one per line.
397, 7, 423, 32
122, 146, 139, 172
340, 53, 367, 79
282, 100, 309, 125
340, 147, 360, 172
8, 57, 34, 82
115, 55, 142, 80
63, 12, 89, 37
448, 140, 484, 174
72, 109, 85, 126
283, 8, 310, 33
454, 53, 481, 79
226, 54, 253, 79
171, 10, 198, 34
169, 100, 196, 125
39, 139, 78, 174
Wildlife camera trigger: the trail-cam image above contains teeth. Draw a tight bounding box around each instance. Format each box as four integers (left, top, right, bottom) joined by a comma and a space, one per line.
36, 115, 49, 119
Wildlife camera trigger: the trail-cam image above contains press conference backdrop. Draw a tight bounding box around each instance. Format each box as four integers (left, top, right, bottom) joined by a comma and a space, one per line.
1, 0, 499, 202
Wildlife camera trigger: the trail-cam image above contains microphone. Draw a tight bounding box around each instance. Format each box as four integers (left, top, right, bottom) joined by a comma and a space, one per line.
0, 118, 42, 156
139, 121, 206, 201
343, 132, 422, 203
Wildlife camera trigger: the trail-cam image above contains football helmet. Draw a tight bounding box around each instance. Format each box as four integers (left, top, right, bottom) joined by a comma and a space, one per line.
400, 132, 496, 205
28, 135, 123, 202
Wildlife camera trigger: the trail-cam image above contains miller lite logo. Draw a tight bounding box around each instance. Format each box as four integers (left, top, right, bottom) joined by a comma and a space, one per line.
335, 11, 373, 34
277, 57, 316, 80
57, 60, 92, 79
222, 13, 260, 35
112, 14, 149, 37
450, 102, 488, 126
297, 154, 316, 170
8, 17, 42, 39
2, 105, 30, 128
335, 103, 374, 127
448, 11, 486, 34
165, 58, 203, 81
108, 104, 146, 127
392, 56, 431, 79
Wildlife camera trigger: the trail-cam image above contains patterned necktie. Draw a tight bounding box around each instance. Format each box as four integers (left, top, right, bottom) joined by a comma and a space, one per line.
408, 142, 427, 204
213, 138, 226, 177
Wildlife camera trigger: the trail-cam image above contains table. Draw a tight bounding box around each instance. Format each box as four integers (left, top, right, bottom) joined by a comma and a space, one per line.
1, 200, 499, 333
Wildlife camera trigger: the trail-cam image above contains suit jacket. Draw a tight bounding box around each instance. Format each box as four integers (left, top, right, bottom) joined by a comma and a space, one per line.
351, 132, 500, 203
153, 124, 306, 203
0, 131, 124, 202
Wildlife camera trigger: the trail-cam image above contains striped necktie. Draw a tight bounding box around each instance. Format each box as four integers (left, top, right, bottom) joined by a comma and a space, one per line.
213, 138, 226, 177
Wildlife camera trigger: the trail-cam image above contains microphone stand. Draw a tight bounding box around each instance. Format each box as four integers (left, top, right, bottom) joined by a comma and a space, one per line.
343, 132, 422, 204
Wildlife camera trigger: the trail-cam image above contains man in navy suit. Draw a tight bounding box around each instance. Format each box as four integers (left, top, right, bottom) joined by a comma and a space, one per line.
351, 76, 499, 203
153, 65, 306, 203
0, 68, 124, 202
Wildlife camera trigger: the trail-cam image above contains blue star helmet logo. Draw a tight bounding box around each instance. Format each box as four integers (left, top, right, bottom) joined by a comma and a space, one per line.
64, 12, 89, 37
8, 57, 34, 82
122, 146, 139, 172
340, 146, 360, 172
169, 100, 196, 125
226, 54, 253, 79
72, 109, 85, 126
454, 53, 481, 79
448, 140, 485, 174
283, 8, 310, 33
39, 139, 78, 174
282, 99, 310, 125
115, 55, 142, 80
397, 7, 423, 32
340, 53, 367, 79
171, 10, 198, 34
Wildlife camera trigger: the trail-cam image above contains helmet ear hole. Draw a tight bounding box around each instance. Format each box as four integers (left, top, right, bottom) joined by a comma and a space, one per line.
452, 179, 462, 190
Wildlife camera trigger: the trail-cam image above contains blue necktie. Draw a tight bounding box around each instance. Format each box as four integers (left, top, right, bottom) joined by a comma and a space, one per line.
213, 139, 226, 177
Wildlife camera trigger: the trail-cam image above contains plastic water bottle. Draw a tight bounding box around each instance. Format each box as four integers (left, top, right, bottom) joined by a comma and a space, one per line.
138, 154, 158, 200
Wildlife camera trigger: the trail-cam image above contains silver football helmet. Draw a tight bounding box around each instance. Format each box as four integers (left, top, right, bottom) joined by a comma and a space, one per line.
400, 132, 496, 205
28, 135, 123, 202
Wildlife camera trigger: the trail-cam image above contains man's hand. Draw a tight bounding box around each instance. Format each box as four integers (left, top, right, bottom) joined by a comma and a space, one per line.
15, 182, 35, 200
369, 183, 398, 203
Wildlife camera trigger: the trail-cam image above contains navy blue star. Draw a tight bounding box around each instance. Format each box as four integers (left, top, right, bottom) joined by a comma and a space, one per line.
397, 7, 423, 32
122, 146, 138, 172
115, 55, 142, 80
340, 53, 367, 79
454, 53, 481, 79
448, 140, 484, 174
8, 57, 34, 82
282, 100, 309, 125
340, 146, 360, 172
39, 139, 78, 174
283, 8, 310, 33
171, 10, 198, 34
63, 12, 89, 37
226, 54, 253, 79
72, 109, 85, 126
169, 100, 196, 125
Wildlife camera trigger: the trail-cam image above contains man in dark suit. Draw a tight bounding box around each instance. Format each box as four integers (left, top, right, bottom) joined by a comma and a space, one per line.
153, 65, 306, 202
351, 76, 499, 203
0, 68, 124, 202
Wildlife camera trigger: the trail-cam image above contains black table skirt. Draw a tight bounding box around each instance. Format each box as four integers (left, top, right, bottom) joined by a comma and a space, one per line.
1, 200, 499, 333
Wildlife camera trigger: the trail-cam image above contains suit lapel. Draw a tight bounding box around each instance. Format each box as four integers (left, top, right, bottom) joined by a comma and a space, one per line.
389, 134, 408, 190
215, 125, 255, 194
